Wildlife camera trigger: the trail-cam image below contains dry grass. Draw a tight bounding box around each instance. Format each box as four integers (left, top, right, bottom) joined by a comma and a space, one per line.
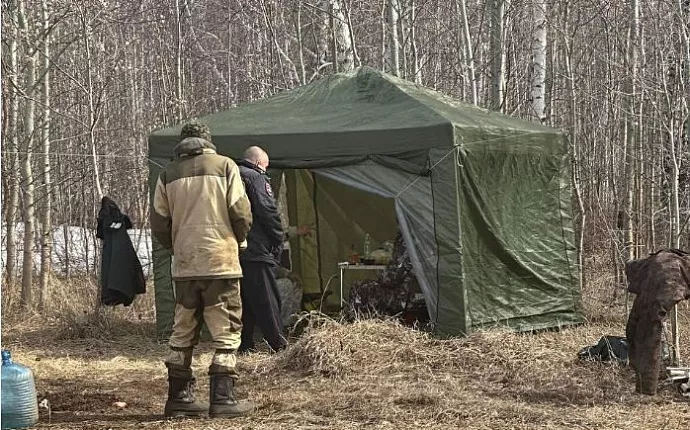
273, 314, 460, 378
1, 274, 156, 328
2, 262, 690, 429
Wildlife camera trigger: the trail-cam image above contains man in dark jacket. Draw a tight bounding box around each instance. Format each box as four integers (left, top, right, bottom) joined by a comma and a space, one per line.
237, 146, 308, 352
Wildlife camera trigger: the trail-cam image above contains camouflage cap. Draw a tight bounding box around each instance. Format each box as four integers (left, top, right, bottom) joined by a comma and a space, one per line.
180, 120, 212, 142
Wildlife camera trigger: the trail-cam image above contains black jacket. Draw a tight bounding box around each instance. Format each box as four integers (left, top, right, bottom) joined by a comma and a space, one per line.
96, 196, 146, 306
237, 159, 284, 265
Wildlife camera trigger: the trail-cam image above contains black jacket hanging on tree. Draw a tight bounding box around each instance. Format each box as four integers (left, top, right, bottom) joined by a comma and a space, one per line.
96, 196, 146, 306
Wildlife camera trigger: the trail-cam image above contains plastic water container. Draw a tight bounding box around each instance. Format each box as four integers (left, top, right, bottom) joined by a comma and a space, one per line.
1, 350, 39, 429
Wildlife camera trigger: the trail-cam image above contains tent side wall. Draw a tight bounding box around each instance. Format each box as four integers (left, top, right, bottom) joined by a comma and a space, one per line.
149, 157, 176, 340
428, 148, 468, 335
457, 133, 582, 332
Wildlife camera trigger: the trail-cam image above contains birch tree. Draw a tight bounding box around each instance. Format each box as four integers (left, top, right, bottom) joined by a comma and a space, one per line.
456, 0, 477, 104
561, 1, 585, 290
174, 0, 185, 119
3, 0, 21, 286
77, 4, 104, 200
409, 0, 421, 84
39, 0, 53, 310
623, 0, 640, 304
18, 0, 37, 308
489, 0, 506, 112
388, 0, 400, 76
332, 0, 354, 72
530, 0, 547, 122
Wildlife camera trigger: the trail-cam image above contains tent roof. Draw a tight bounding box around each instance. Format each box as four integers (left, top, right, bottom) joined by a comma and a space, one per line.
149, 66, 562, 172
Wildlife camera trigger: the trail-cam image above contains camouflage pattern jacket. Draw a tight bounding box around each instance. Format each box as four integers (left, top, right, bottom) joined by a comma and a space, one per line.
625, 248, 690, 394
151, 137, 252, 280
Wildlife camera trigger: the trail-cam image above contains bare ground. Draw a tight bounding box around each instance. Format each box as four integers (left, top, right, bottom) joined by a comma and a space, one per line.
2, 303, 689, 430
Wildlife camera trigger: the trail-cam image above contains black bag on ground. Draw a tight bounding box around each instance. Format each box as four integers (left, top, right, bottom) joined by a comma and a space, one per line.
578, 336, 629, 364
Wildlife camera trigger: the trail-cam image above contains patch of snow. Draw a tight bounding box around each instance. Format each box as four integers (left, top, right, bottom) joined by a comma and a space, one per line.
1, 223, 152, 278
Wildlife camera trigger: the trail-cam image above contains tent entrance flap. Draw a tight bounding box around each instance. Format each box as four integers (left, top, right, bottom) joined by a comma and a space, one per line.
316, 163, 439, 323
290, 169, 400, 308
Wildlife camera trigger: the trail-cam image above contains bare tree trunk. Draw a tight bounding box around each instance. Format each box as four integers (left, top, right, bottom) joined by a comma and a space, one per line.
457, 0, 477, 104
226, 9, 234, 104
260, 0, 294, 87
296, 1, 307, 84
77, 5, 103, 312
4, 0, 21, 286
563, 3, 584, 291
669, 117, 681, 366
18, 0, 36, 308
665, 2, 685, 360
410, 0, 421, 84
388, 0, 400, 76
341, 0, 361, 69
489, 0, 505, 112
329, 0, 338, 72
623, 0, 640, 315
38, 0, 53, 311
79, 8, 104, 200
175, 0, 185, 119
332, 0, 354, 72
531, 0, 547, 122
311, 0, 330, 78
648, 147, 656, 250
380, 1, 386, 72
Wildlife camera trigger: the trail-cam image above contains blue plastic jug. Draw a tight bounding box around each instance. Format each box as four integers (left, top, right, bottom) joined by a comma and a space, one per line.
1, 350, 39, 429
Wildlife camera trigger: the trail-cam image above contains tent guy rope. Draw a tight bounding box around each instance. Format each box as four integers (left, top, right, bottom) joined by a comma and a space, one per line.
2, 151, 166, 167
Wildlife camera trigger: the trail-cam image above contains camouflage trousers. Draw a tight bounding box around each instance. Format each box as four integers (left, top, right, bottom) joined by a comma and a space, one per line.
276, 277, 302, 328
165, 278, 243, 379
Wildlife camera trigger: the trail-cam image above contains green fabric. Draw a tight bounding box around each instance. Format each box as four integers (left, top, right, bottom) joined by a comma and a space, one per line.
149, 66, 581, 340
428, 148, 468, 335
149, 157, 175, 340
456, 135, 582, 333
149, 66, 557, 173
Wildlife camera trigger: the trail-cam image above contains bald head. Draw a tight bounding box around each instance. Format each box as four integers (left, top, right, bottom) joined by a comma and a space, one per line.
244, 146, 270, 170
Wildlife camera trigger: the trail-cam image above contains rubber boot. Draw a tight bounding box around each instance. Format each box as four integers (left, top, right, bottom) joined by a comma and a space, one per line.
164, 371, 209, 418
209, 374, 255, 418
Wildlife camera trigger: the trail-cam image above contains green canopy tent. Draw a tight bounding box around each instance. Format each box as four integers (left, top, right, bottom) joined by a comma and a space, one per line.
148, 66, 582, 340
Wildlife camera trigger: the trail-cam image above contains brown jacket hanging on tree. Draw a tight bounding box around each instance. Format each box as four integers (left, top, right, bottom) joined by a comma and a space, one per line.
625, 249, 690, 395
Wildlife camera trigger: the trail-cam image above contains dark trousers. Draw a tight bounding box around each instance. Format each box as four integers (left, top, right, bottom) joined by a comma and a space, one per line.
239, 261, 287, 352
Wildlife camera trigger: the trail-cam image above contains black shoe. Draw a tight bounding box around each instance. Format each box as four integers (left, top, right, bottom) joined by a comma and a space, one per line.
164, 375, 208, 418
209, 374, 255, 418
238, 346, 255, 355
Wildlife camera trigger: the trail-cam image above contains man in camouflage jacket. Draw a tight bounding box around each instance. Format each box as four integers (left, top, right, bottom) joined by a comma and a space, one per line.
625, 248, 690, 395
151, 121, 254, 418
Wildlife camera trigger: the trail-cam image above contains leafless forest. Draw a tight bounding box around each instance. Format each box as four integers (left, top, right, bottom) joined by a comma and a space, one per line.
2, 0, 689, 312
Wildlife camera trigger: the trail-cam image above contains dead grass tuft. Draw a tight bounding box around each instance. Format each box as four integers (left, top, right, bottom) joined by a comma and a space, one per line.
273, 313, 466, 378
54, 308, 155, 340
2, 274, 156, 341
